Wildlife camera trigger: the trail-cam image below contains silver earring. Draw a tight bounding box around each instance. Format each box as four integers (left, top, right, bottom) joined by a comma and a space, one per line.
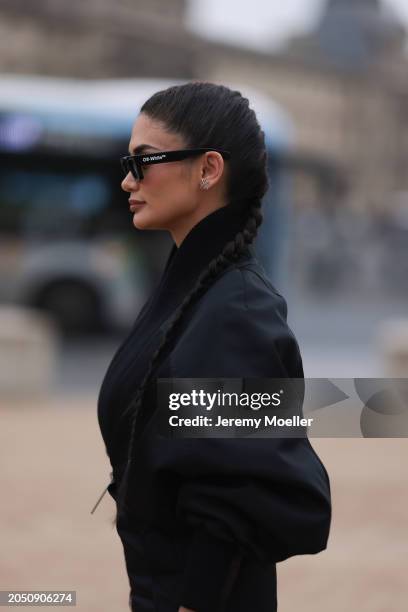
200, 178, 210, 190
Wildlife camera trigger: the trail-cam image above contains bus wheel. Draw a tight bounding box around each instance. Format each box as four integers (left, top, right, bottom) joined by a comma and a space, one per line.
34, 280, 104, 336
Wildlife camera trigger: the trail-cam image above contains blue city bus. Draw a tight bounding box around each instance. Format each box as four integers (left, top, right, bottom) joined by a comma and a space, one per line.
0, 75, 293, 333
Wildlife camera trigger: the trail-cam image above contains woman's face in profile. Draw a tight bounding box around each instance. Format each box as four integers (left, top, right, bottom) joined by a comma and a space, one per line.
121, 112, 199, 234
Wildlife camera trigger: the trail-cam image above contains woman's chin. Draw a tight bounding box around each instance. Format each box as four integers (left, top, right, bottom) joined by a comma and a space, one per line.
131, 209, 176, 231
131, 209, 154, 230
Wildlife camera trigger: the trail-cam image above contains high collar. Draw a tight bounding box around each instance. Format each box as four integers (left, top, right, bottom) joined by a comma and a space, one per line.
165, 202, 250, 291
135, 202, 252, 332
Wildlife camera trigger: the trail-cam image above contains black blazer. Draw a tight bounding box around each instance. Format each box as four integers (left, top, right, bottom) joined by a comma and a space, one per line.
97, 204, 332, 612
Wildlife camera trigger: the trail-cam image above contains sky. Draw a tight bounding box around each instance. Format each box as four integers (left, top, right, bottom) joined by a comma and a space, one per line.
187, 0, 408, 53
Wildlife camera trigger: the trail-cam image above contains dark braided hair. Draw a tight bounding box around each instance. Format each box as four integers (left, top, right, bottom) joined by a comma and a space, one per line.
116, 81, 268, 519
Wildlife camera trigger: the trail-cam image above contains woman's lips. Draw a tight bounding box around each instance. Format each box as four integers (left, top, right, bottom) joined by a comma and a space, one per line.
129, 199, 146, 211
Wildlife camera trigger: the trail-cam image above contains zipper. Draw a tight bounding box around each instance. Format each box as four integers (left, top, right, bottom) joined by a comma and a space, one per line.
90, 470, 114, 514
90, 484, 109, 514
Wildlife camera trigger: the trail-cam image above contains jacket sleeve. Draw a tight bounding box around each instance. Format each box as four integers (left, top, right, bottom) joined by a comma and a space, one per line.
154, 269, 332, 610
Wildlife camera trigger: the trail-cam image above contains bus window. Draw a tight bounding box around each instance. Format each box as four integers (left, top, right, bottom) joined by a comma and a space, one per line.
0, 170, 110, 237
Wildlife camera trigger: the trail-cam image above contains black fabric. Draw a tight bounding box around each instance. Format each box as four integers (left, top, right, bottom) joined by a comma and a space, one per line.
97, 203, 249, 467
97, 203, 332, 612
128, 560, 277, 612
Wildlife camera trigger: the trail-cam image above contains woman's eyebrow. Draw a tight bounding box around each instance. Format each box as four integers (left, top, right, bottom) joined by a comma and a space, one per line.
129, 144, 161, 155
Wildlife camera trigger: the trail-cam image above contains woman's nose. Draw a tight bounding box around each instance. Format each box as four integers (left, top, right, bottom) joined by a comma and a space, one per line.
121, 172, 140, 193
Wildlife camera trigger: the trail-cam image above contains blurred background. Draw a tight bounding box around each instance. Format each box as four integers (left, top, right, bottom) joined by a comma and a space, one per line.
0, 1, 407, 610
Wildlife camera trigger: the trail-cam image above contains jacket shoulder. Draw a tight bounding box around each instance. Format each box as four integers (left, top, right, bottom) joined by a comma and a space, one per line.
201, 255, 287, 308
168, 257, 303, 379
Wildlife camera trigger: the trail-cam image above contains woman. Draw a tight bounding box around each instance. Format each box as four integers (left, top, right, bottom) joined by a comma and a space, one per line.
95, 81, 332, 612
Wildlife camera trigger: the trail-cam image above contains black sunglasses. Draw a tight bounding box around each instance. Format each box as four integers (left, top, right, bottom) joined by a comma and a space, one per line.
120, 148, 231, 180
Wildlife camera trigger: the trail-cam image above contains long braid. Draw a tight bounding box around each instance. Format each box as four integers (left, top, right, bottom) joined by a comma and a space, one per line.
116, 198, 263, 518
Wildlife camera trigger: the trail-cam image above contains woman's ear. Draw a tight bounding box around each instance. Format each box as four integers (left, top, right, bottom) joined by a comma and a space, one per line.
199, 151, 225, 190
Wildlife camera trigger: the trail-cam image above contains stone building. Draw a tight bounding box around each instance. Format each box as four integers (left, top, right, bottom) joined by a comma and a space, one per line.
196, 0, 408, 213
0, 0, 197, 78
